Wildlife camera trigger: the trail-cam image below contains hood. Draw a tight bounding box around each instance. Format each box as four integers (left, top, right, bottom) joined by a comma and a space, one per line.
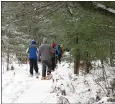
31, 40, 36, 45
43, 38, 47, 44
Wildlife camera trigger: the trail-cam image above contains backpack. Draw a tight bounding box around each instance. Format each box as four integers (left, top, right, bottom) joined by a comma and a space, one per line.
58, 45, 62, 55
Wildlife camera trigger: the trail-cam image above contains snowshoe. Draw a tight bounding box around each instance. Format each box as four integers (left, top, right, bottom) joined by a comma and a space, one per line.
35, 73, 39, 78
41, 77, 46, 80
29, 74, 33, 77
36, 76, 39, 78
46, 74, 52, 80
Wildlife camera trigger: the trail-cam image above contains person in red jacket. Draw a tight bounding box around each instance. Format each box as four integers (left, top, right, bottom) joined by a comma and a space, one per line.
51, 41, 56, 48
51, 41, 56, 71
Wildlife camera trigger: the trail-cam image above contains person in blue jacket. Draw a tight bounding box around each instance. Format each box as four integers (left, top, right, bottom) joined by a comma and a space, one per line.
26, 39, 39, 78
55, 45, 60, 64
55, 45, 62, 64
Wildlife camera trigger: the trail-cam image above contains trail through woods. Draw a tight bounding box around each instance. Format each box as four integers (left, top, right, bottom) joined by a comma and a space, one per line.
2, 62, 115, 103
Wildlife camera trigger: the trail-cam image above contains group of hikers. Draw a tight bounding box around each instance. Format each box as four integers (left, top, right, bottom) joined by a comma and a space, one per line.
26, 38, 64, 80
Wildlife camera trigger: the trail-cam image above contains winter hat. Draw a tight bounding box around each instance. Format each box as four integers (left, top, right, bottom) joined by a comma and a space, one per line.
31, 39, 36, 44
43, 38, 47, 43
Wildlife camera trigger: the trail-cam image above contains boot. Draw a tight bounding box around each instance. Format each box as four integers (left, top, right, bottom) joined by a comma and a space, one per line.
35, 73, 39, 78
46, 74, 52, 80
41, 77, 46, 80
29, 74, 33, 77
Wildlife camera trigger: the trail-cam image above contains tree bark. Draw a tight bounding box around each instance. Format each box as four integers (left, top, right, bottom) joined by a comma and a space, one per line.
85, 51, 90, 73
110, 40, 114, 67
74, 35, 80, 75
74, 49, 80, 75
69, 53, 71, 65
6, 29, 10, 71
6, 48, 10, 71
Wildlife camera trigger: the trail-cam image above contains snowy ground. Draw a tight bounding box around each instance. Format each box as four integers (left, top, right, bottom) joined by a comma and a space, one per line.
2, 61, 115, 103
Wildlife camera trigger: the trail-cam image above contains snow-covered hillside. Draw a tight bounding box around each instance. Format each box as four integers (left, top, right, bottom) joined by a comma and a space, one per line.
2, 61, 115, 104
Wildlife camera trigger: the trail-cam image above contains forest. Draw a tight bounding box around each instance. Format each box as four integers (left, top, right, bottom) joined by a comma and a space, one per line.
2, 1, 115, 104
1, 1, 115, 72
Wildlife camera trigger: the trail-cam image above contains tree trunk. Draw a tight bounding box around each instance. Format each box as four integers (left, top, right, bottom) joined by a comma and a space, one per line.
6, 30, 10, 71
101, 59, 104, 68
6, 49, 10, 71
85, 51, 90, 73
101, 59, 109, 88
69, 52, 71, 64
74, 49, 80, 75
74, 35, 80, 75
110, 40, 114, 67
2, 52, 5, 74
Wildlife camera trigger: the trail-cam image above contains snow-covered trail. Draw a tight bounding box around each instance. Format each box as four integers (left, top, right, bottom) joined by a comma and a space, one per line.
3, 61, 115, 103
2, 62, 96, 103
2, 62, 74, 103
14, 63, 74, 103
15, 79, 54, 103
2, 63, 44, 103
2, 63, 58, 103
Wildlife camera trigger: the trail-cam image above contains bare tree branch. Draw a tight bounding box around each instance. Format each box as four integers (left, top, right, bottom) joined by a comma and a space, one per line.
65, 2, 74, 17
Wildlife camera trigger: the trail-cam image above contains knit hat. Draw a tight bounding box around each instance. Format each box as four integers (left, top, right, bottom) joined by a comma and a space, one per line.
43, 38, 47, 43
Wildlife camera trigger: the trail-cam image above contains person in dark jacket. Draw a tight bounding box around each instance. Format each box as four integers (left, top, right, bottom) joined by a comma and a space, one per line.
26, 39, 39, 78
57, 45, 62, 63
38, 38, 55, 80
55, 45, 62, 64
55, 45, 60, 64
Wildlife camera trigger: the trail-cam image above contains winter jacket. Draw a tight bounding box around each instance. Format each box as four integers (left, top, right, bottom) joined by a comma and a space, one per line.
55, 45, 60, 56
38, 38, 55, 61
51, 42, 56, 58
56, 45, 63, 56
26, 40, 38, 59
51, 42, 56, 48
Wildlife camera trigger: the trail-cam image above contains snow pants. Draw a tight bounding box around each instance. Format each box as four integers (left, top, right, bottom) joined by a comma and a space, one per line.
29, 59, 38, 75
42, 60, 52, 77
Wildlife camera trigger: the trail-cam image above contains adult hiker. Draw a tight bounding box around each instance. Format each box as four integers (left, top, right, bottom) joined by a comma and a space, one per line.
51, 41, 56, 48
58, 45, 63, 63
60, 44, 64, 55
38, 38, 55, 80
26, 39, 39, 78
51, 41, 56, 71
55, 44, 60, 64
56, 45, 62, 64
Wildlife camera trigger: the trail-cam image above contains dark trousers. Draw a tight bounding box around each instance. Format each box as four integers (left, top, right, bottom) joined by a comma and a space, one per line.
58, 54, 62, 63
29, 59, 38, 75
55, 56, 58, 64
42, 60, 52, 77
52, 57, 56, 71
